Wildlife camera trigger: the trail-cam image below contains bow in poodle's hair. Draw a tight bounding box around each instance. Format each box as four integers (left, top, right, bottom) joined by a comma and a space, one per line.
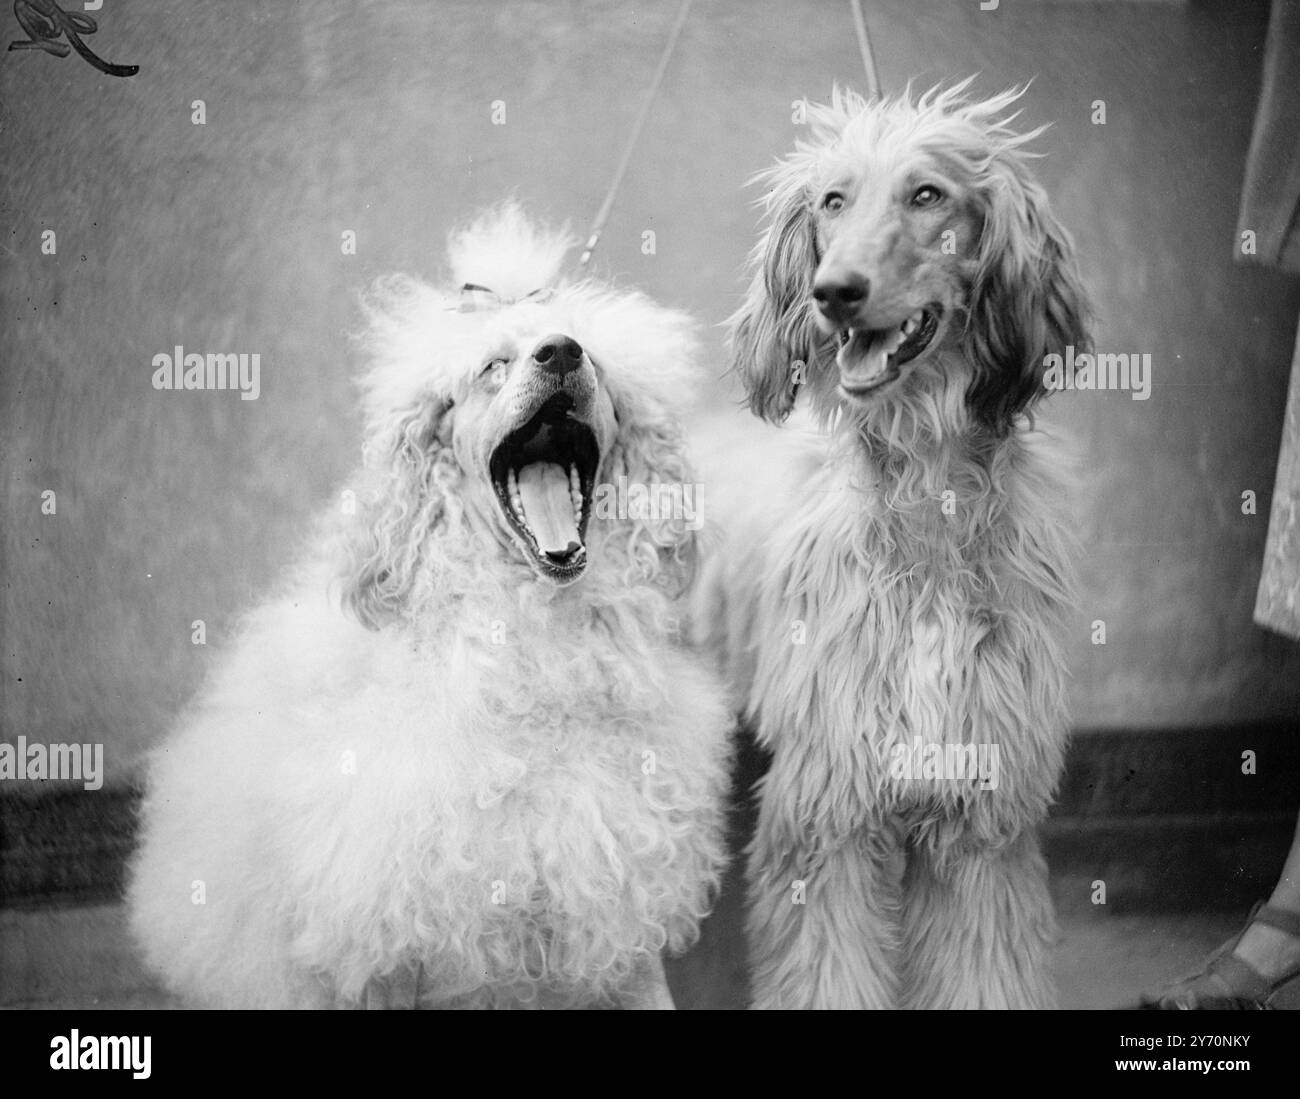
454, 283, 555, 312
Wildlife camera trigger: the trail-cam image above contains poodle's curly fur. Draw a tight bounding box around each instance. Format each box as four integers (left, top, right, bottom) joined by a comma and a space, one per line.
128, 204, 734, 1009
698, 84, 1090, 1009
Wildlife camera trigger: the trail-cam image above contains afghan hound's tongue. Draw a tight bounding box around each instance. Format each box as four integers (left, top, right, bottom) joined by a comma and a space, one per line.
517, 462, 580, 554
837, 326, 905, 386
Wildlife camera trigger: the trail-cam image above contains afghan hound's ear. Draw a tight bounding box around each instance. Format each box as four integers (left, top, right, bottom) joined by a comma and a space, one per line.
964, 159, 1090, 435
596, 398, 700, 599
728, 172, 821, 423
341, 396, 458, 629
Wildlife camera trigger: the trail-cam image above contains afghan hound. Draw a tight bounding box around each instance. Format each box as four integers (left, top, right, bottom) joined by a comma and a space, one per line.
128, 204, 733, 1009
698, 82, 1090, 1009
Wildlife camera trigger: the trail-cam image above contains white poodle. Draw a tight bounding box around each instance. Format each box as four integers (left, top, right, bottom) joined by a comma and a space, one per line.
127, 204, 733, 1009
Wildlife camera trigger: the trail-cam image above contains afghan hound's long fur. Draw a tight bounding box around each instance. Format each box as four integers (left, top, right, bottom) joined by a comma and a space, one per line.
128, 204, 733, 1009
700, 82, 1090, 1009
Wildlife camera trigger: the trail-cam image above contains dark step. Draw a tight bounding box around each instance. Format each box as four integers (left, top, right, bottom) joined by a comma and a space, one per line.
3, 720, 1298, 912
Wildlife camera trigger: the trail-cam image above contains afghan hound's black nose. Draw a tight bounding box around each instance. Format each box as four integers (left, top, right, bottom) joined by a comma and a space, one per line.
813, 273, 870, 322
532, 334, 584, 375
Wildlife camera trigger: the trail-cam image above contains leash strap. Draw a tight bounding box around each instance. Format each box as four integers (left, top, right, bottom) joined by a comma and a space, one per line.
576, 0, 695, 269
849, 0, 882, 99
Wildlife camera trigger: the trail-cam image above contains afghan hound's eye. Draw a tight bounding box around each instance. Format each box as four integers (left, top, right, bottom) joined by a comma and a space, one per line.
910, 185, 944, 208
821, 192, 846, 214
480, 356, 509, 377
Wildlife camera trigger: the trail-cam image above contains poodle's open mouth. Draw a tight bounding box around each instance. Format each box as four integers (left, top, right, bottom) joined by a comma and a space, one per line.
488, 393, 600, 583
836, 305, 941, 396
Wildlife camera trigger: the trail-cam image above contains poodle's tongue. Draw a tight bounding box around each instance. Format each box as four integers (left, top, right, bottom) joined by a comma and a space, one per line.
517, 462, 581, 555
837, 326, 905, 388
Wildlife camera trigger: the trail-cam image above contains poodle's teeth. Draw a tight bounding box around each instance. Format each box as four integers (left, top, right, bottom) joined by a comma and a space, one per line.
901, 310, 925, 337
507, 471, 529, 522
568, 465, 583, 518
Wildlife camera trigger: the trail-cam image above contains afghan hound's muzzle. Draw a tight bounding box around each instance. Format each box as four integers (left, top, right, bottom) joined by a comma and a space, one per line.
487, 334, 602, 583
812, 267, 944, 396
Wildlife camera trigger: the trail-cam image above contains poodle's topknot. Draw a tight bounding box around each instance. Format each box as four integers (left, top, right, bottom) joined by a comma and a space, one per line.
447, 201, 573, 301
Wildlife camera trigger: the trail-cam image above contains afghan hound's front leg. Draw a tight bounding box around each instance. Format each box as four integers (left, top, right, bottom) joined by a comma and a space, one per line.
900, 829, 1057, 1009
747, 817, 900, 1010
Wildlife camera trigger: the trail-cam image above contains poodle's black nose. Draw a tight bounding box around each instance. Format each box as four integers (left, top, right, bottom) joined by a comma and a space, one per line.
813, 272, 870, 323
532, 334, 584, 375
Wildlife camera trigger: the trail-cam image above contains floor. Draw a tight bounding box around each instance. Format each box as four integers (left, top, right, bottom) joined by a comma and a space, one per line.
5, 900, 1290, 1010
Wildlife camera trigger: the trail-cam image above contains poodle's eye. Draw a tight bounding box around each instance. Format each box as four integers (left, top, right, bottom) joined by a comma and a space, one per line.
821, 192, 846, 214
480, 356, 509, 377
910, 185, 944, 208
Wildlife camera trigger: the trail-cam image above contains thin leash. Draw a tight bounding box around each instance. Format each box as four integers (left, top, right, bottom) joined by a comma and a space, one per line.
454, 0, 692, 309
575, 0, 694, 270
848, 0, 882, 99
581, 0, 874, 269
784, 1, 880, 416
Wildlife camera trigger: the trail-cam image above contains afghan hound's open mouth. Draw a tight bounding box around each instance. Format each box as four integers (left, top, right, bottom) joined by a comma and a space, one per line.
835, 305, 942, 396
488, 393, 600, 583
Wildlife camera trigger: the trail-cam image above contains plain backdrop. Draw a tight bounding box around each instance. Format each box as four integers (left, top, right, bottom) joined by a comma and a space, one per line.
3, 0, 1300, 787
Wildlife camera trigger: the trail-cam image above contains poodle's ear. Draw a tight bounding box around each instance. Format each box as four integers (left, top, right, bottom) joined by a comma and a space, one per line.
342, 396, 457, 629
964, 159, 1090, 435
728, 171, 821, 423
596, 396, 700, 599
